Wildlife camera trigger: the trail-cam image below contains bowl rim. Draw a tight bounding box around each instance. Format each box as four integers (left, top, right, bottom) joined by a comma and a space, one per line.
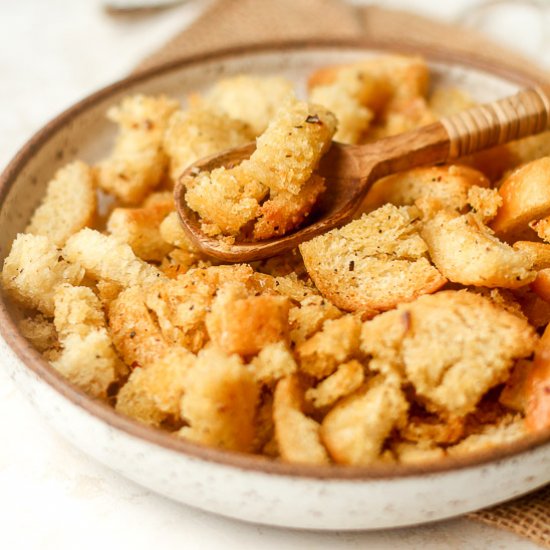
1, 38, 549, 481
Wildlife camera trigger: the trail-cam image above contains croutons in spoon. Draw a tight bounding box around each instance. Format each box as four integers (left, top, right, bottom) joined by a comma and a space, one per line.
175, 86, 550, 262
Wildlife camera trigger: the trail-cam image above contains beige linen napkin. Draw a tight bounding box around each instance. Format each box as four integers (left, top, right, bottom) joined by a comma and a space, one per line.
132, 0, 550, 545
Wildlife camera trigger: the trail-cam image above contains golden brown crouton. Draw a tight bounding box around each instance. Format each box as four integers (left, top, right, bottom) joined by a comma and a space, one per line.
205, 283, 290, 356
321, 377, 408, 465
447, 415, 527, 457
25, 161, 96, 246
289, 294, 342, 346
108, 286, 170, 368
115, 347, 194, 427
252, 174, 326, 240
249, 341, 297, 386
531, 268, 550, 303
273, 375, 330, 465
490, 157, 550, 239
297, 315, 361, 379
162, 106, 254, 181
361, 291, 537, 417
466, 186, 502, 222
18, 314, 58, 353
199, 74, 295, 136
421, 210, 535, 288
305, 359, 365, 408
1, 233, 84, 316
361, 165, 490, 213
513, 241, 550, 270
107, 201, 174, 262
179, 347, 258, 452
525, 324, 550, 432
300, 204, 446, 313
96, 94, 179, 204
63, 228, 164, 287
51, 285, 121, 398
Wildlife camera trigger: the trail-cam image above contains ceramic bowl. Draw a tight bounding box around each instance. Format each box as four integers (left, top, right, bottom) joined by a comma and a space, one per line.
1, 41, 549, 530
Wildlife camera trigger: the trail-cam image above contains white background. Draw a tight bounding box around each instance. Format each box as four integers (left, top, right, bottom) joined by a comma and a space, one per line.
0, 1, 546, 548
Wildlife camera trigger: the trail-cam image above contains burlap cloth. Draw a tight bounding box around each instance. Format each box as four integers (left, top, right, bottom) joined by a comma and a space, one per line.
131, 0, 550, 545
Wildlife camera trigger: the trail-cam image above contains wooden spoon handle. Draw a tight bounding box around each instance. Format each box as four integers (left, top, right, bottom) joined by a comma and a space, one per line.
440, 86, 550, 158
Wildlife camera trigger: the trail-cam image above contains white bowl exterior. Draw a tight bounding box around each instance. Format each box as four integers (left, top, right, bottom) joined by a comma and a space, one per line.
0, 46, 547, 530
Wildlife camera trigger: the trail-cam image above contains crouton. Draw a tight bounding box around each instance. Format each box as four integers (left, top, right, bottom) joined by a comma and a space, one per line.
467, 186, 502, 222
249, 341, 297, 386
525, 324, 550, 432
199, 75, 295, 136
499, 359, 532, 413
393, 441, 445, 464
1, 233, 84, 316
296, 315, 361, 379
273, 375, 329, 464
96, 94, 179, 204
179, 347, 258, 452
300, 204, 446, 313
18, 314, 58, 353
159, 211, 198, 252
205, 283, 290, 356
51, 285, 120, 398
252, 174, 326, 240
25, 161, 96, 246
531, 268, 550, 302
289, 294, 342, 346
513, 241, 550, 270
115, 347, 194, 427
305, 359, 365, 408
421, 210, 535, 288
361, 165, 490, 213
447, 415, 527, 457
108, 286, 170, 368
361, 291, 537, 417
308, 55, 429, 102
162, 106, 254, 181
490, 157, 550, 239
321, 377, 408, 465
107, 201, 174, 261
63, 228, 163, 287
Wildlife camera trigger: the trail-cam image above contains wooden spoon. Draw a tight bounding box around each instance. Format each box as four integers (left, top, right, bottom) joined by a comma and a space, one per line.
175, 86, 550, 262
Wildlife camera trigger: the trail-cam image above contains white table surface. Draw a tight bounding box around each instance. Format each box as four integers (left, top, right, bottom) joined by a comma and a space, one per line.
0, 1, 545, 548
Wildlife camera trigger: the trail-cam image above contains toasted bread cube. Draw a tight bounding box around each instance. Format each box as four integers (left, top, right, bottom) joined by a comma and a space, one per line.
467, 186, 502, 222
531, 268, 550, 302
18, 314, 58, 353
308, 55, 429, 102
159, 212, 198, 252
321, 377, 408, 465
96, 94, 179, 204
421, 210, 535, 288
490, 157, 550, 238
179, 347, 258, 452
249, 341, 297, 386
199, 75, 295, 136
250, 100, 336, 196
297, 315, 361, 379
361, 165, 490, 213
273, 375, 330, 465
525, 324, 550, 432
25, 161, 96, 246
428, 87, 475, 117
513, 241, 550, 270
289, 295, 342, 346
447, 415, 527, 457
361, 291, 537, 417
116, 348, 194, 427
206, 283, 290, 356
63, 228, 163, 287
51, 285, 120, 398
253, 174, 326, 240
163, 106, 254, 181
107, 201, 174, 262
2, 234, 84, 316
305, 359, 365, 408
300, 204, 446, 313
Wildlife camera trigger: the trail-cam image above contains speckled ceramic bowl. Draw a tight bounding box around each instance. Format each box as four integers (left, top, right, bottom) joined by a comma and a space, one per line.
1, 41, 549, 530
